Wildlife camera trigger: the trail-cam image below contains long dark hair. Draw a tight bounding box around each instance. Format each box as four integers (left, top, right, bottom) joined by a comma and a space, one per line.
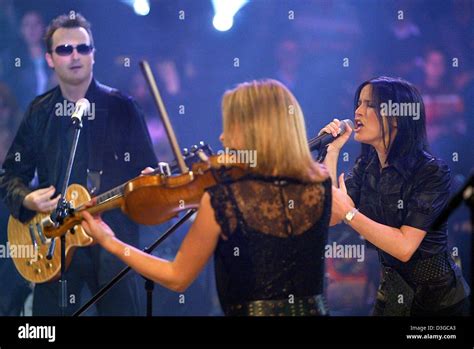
354, 76, 430, 164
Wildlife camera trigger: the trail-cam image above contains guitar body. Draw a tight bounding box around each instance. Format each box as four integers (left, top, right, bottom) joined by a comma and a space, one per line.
7, 143, 214, 283
7, 184, 94, 283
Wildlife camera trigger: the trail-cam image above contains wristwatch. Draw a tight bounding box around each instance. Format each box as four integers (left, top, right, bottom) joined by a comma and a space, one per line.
343, 208, 359, 224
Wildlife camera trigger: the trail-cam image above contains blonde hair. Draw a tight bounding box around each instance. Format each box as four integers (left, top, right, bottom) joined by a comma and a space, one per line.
221, 79, 327, 182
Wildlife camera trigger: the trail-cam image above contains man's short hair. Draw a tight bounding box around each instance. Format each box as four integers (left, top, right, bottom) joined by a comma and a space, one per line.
44, 13, 94, 53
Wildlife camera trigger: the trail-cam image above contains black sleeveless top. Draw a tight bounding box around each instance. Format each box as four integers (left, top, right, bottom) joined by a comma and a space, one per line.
206, 174, 331, 313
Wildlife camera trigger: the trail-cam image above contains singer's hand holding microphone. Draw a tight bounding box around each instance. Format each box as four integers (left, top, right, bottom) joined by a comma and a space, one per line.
318, 118, 353, 153
317, 118, 356, 223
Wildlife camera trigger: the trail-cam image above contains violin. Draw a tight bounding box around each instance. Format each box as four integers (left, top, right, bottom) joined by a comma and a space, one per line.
43, 147, 248, 239
123, 153, 248, 226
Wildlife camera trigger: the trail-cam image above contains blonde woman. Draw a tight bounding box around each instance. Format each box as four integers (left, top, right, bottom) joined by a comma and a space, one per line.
82, 79, 337, 316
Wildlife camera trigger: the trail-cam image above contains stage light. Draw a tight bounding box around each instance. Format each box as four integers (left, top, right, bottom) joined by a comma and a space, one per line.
211, 0, 248, 32
133, 0, 150, 16
213, 14, 234, 32
120, 0, 150, 16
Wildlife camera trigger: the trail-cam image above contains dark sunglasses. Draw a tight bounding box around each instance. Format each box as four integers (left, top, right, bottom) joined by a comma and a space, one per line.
53, 44, 94, 56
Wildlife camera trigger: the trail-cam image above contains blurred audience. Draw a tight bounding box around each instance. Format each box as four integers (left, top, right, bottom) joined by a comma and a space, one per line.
0, 83, 20, 164
1, 11, 53, 111
418, 47, 466, 174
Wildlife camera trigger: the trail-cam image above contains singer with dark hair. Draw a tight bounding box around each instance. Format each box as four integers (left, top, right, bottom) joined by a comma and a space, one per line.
0, 13, 157, 315
323, 76, 470, 316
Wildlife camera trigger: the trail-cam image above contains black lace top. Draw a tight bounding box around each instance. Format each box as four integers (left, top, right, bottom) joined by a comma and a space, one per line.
207, 174, 331, 313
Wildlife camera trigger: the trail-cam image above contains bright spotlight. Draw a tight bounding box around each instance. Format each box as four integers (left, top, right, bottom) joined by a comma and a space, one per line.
133, 0, 150, 16
211, 0, 248, 31
213, 14, 234, 32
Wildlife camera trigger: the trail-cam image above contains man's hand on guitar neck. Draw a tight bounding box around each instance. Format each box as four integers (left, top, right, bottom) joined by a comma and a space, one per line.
23, 185, 61, 213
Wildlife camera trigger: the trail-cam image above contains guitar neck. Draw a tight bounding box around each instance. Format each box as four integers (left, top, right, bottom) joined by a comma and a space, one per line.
77, 183, 125, 215
43, 183, 126, 239
96, 183, 125, 205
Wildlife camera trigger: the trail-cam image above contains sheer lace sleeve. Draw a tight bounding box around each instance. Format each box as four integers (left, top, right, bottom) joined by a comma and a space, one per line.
207, 184, 238, 239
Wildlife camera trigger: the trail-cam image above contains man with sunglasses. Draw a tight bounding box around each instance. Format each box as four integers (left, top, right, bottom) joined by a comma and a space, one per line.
0, 13, 157, 316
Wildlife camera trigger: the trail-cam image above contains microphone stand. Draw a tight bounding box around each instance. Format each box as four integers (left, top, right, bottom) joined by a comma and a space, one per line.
50, 116, 83, 316
72, 209, 196, 317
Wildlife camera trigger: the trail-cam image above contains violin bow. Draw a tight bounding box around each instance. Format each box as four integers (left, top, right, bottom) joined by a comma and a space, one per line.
139, 60, 188, 174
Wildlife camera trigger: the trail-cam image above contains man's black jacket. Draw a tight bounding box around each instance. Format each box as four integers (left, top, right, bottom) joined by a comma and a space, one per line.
0, 79, 157, 240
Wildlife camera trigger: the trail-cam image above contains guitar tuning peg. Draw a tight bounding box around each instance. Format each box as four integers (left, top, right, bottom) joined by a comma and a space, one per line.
191, 145, 198, 152
182, 148, 189, 156
199, 141, 205, 147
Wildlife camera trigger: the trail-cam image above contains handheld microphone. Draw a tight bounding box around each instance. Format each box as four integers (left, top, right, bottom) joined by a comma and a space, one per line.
309, 119, 354, 152
71, 98, 90, 126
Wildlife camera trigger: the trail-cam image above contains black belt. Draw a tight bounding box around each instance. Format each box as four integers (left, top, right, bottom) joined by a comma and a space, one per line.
226, 294, 329, 316
392, 252, 456, 285
377, 252, 466, 316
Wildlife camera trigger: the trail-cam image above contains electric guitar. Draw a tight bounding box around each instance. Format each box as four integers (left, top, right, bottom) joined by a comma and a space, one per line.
7, 143, 212, 283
